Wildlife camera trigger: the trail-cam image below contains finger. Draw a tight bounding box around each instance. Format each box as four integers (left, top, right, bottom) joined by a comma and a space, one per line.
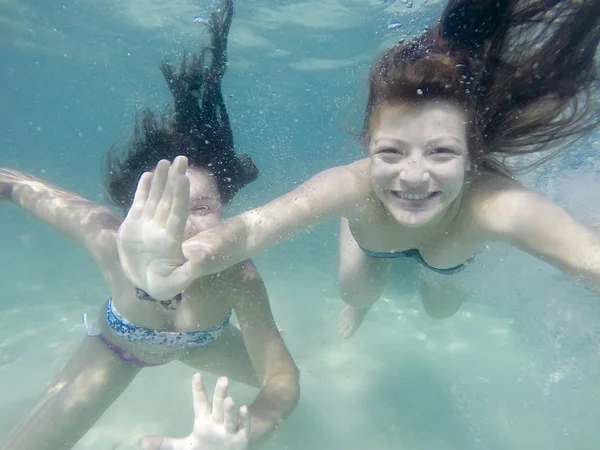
139, 435, 183, 450
159, 261, 196, 297
191, 372, 211, 419
223, 396, 239, 433
165, 175, 190, 238
238, 405, 251, 438
153, 170, 176, 226
127, 172, 153, 221
154, 157, 188, 224
143, 160, 170, 220
165, 260, 199, 296
172, 155, 189, 173
212, 376, 228, 423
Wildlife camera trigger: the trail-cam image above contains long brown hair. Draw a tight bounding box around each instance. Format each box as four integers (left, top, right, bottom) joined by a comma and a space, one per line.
364, 0, 600, 174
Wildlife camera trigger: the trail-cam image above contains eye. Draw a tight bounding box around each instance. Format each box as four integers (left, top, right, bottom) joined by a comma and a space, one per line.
191, 205, 211, 215
374, 148, 404, 163
431, 147, 455, 154
428, 147, 462, 159
379, 148, 401, 155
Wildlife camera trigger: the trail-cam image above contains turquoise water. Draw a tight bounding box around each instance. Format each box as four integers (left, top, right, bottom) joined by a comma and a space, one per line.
2, 0, 600, 448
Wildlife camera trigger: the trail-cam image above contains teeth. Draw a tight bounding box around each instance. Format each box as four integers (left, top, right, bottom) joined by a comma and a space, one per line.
394, 191, 434, 200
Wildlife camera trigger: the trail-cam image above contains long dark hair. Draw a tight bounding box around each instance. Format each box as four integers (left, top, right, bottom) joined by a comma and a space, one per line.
105, 0, 258, 211
365, 0, 600, 174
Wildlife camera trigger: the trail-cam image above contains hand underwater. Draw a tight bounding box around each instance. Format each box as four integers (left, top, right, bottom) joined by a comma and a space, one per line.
139, 374, 251, 450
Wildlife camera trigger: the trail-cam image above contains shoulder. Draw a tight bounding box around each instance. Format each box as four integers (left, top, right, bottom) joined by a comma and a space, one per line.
319, 158, 375, 211
216, 259, 275, 320
306, 159, 370, 189
466, 169, 556, 240
344, 158, 371, 174
277, 158, 373, 219
193, 259, 267, 312
337, 158, 371, 186
213, 258, 265, 291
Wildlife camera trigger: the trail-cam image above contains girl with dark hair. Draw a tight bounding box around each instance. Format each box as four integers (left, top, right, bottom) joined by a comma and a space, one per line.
0, 1, 298, 449
118, 0, 600, 340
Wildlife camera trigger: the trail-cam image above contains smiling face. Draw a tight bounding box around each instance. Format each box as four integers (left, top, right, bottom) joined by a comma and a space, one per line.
368, 100, 471, 228
184, 167, 223, 239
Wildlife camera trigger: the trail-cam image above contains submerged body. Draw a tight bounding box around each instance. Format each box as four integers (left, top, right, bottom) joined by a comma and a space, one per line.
0, 0, 298, 448
116, 0, 600, 341
0, 167, 299, 450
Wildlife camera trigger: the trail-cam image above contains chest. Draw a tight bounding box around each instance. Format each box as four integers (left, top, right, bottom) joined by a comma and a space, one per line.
348, 210, 484, 269
111, 275, 232, 332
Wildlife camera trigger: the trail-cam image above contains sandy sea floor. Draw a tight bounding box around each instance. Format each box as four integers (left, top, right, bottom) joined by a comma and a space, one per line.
2, 228, 600, 450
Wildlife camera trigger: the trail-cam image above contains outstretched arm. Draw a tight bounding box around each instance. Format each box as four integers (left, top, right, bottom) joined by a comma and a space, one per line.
117, 156, 370, 299
479, 180, 600, 291
183, 159, 370, 274
1, 168, 120, 265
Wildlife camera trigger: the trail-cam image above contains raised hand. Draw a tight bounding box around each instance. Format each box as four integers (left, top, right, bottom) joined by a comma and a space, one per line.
117, 156, 196, 300
139, 374, 251, 450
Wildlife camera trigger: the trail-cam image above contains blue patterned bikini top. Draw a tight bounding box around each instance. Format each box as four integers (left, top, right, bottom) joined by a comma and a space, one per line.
105, 299, 231, 348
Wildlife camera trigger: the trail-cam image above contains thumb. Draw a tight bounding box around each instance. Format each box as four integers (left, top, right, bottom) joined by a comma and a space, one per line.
139, 435, 185, 450
171, 259, 205, 288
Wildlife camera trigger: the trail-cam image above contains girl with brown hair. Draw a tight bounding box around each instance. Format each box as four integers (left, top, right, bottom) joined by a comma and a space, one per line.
0, 2, 298, 449
118, 0, 600, 342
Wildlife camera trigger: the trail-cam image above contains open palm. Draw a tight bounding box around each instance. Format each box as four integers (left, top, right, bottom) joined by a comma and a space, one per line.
139, 374, 251, 450
117, 156, 195, 300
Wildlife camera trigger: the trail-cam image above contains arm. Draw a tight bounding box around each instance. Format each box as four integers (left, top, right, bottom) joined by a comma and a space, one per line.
182, 159, 372, 276
117, 156, 371, 300
229, 260, 300, 445
135, 263, 291, 450
1, 168, 121, 265
478, 181, 600, 291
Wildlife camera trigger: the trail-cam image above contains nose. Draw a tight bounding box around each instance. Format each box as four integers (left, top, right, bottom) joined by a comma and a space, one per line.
185, 218, 196, 234
399, 157, 430, 185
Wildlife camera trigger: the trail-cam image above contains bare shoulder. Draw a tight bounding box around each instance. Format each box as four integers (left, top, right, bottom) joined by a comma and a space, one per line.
272, 158, 373, 221
229, 258, 264, 283
331, 158, 376, 213
466, 169, 553, 238
212, 259, 274, 320
344, 158, 371, 174
211, 258, 265, 292
307, 158, 370, 187
338, 158, 372, 188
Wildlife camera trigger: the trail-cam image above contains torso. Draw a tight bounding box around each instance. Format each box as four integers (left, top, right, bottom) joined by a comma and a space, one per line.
112, 271, 235, 332
345, 159, 518, 269
96, 248, 245, 364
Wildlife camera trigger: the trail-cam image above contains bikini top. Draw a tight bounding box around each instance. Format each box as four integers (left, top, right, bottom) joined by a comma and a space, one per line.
359, 246, 473, 275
